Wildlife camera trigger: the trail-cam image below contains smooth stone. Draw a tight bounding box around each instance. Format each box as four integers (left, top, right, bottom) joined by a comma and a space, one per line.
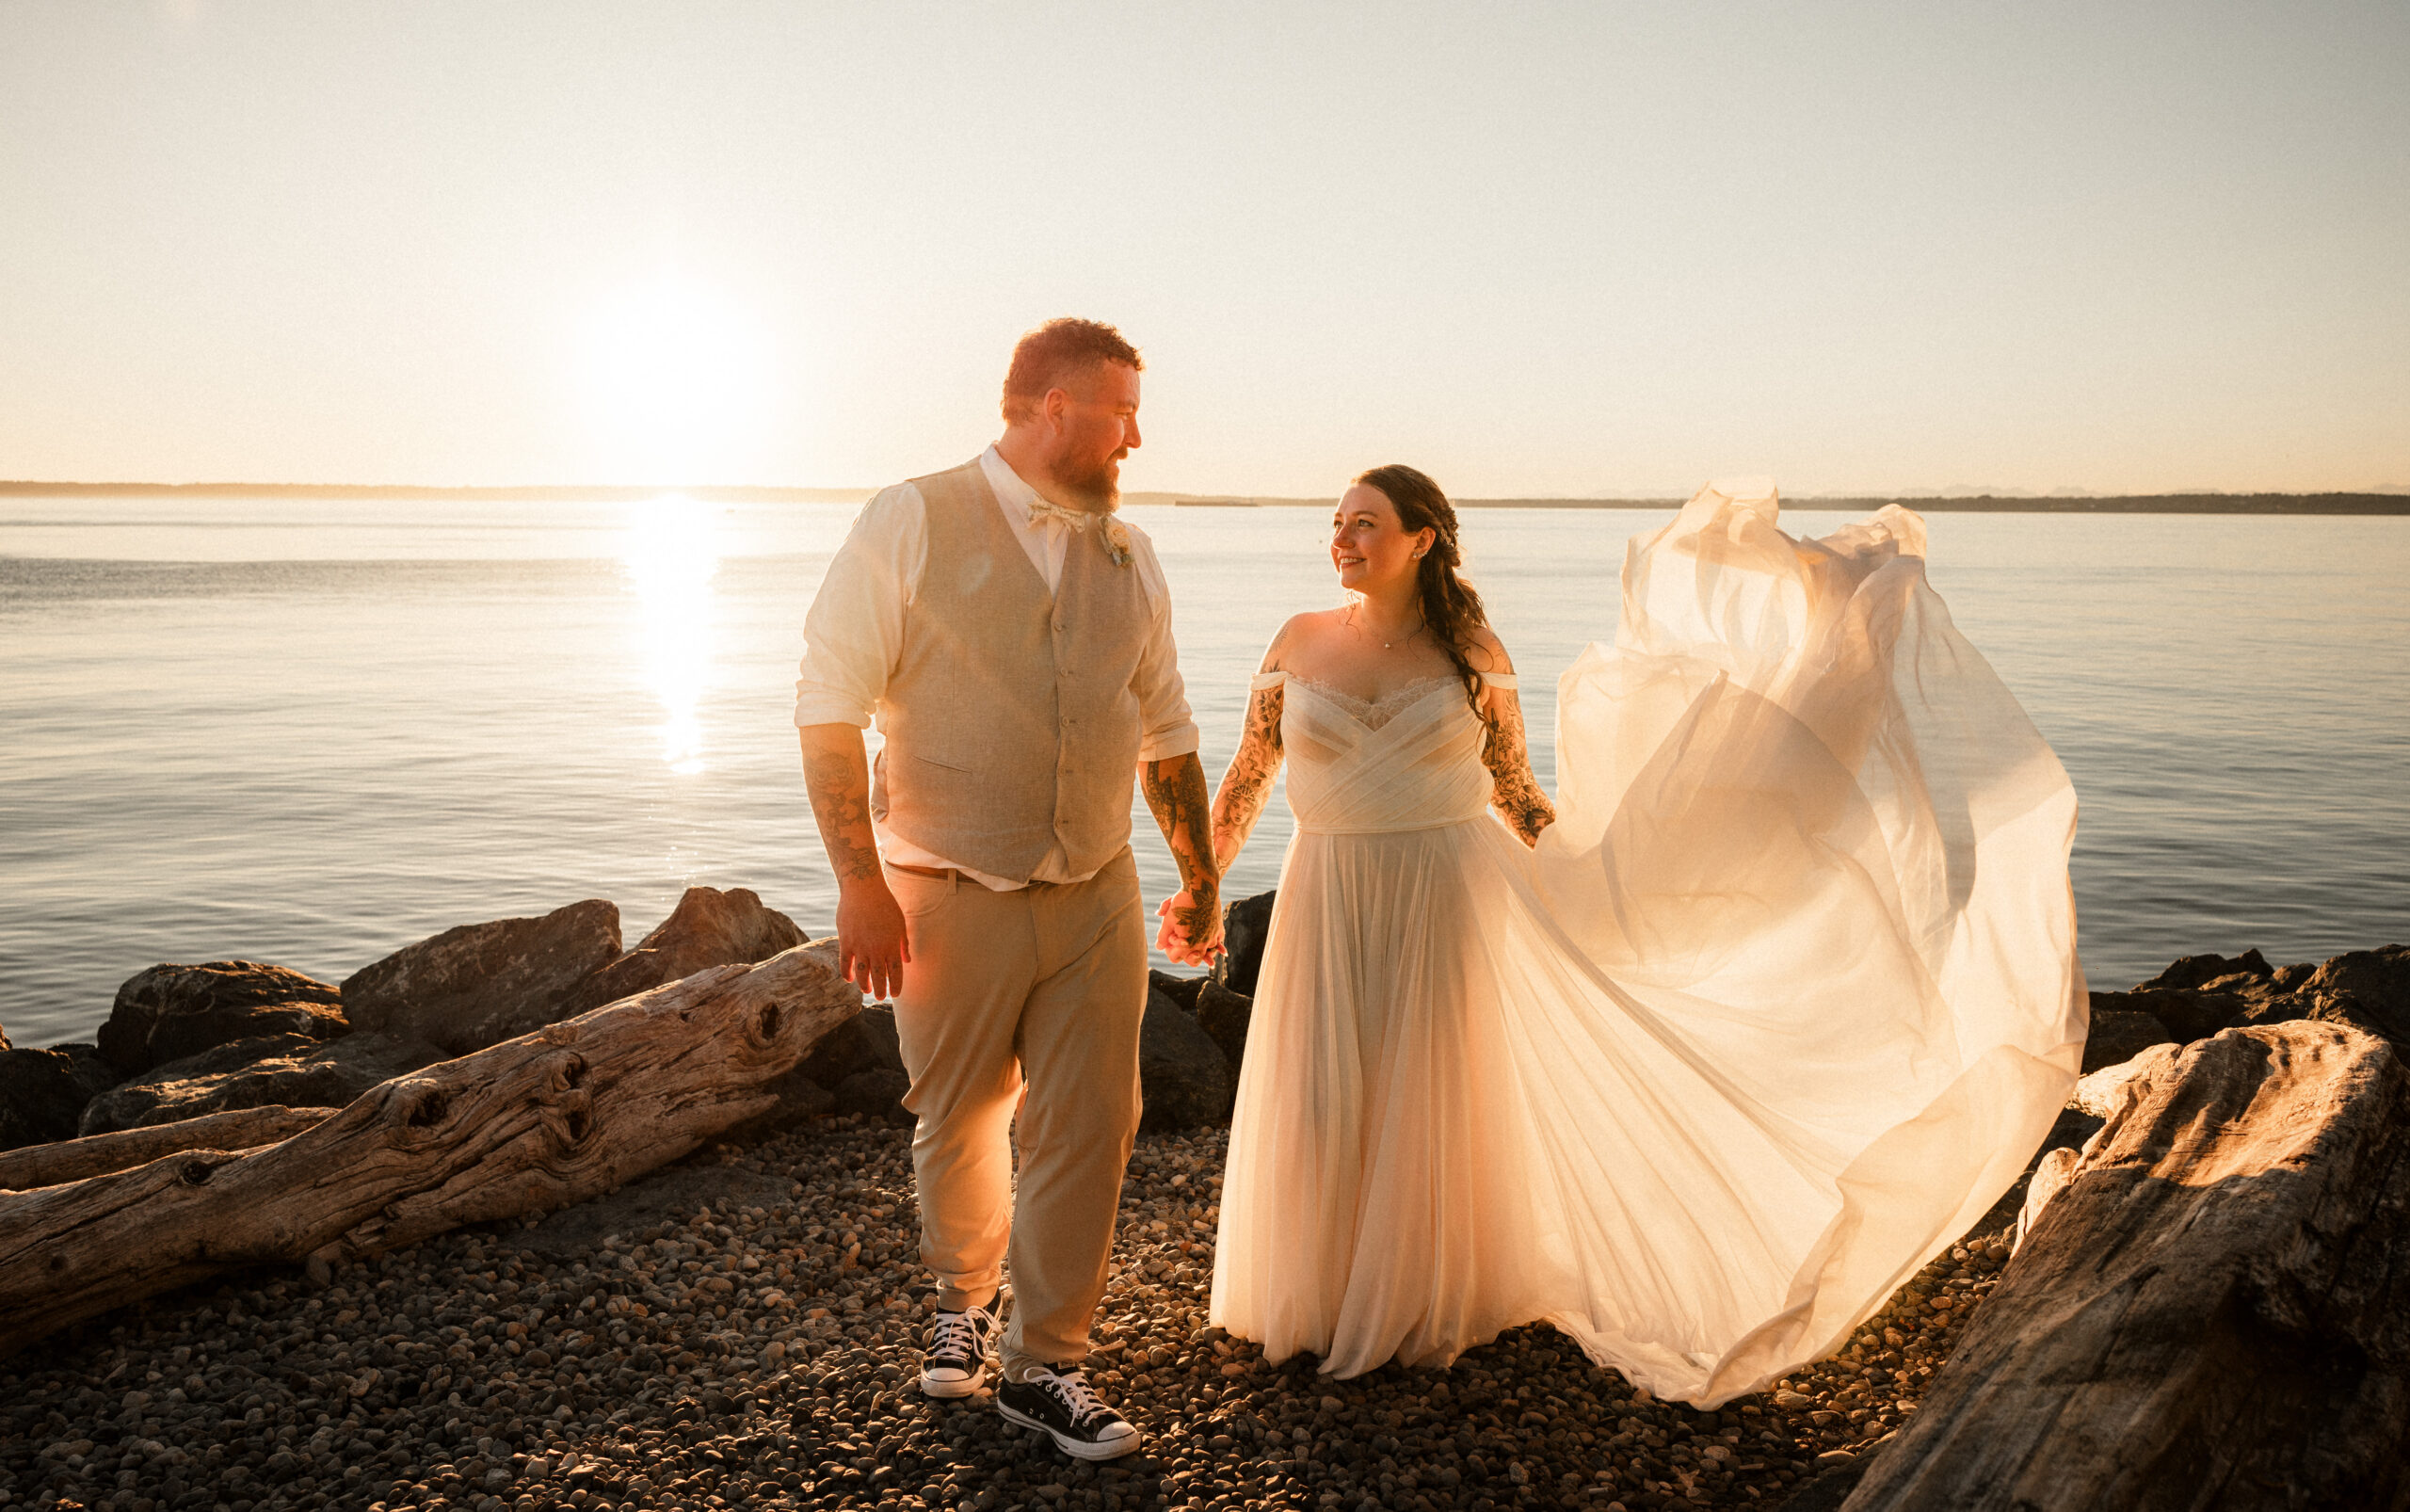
342, 898, 622, 1054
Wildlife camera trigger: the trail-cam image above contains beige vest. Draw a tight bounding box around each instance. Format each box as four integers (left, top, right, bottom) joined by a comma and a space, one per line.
870, 458, 1152, 882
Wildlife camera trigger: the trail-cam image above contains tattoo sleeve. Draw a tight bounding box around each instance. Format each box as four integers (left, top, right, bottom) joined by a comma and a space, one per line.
1210, 681, 1285, 874
797, 725, 885, 884
1142, 751, 1220, 943
1482, 689, 1558, 846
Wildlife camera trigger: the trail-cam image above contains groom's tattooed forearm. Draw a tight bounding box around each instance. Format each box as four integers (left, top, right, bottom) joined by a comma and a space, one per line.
1211, 682, 1285, 872
1483, 692, 1557, 846
1143, 752, 1220, 940
801, 742, 883, 881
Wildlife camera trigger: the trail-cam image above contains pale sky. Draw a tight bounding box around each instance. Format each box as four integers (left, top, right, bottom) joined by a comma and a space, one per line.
3, 1, 2404, 497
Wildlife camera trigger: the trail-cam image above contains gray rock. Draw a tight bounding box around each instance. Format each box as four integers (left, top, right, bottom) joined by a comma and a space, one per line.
78, 1030, 446, 1135
1210, 890, 1277, 997
553, 886, 809, 1019
1197, 978, 1255, 1082
2081, 1005, 2177, 1072
1140, 988, 1232, 1130
341, 898, 621, 1054
0, 1043, 121, 1151
2090, 986, 2247, 1044
98, 959, 347, 1075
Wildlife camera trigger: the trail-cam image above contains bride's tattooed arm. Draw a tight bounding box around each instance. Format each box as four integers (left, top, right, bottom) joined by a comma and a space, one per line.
1143, 752, 1223, 961
1482, 687, 1557, 847
1211, 678, 1285, 874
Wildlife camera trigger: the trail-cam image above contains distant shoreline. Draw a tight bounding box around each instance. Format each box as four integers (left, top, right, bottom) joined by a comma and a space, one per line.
2, 480, 2405, 515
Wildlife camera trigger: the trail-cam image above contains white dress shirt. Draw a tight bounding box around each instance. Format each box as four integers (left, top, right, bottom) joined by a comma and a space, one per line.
794, 445, 1199, 891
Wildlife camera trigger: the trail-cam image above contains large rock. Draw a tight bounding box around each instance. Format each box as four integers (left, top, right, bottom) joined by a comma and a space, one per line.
1139, 988, 1232, 1130
97, 960, 347, 1075
1148, 969, 1206, 1014
0, 1044, 121, 1151
1841, 1019, 2410, 1510
1210, 889, 1277, 997
2135, 946, 2273, 992
78, 1031, 447, 1135
1196, 978, 1255, 1082
341, 898, 621, 1054
553, 886, 809, 1019
2298, 943, 2410, 1044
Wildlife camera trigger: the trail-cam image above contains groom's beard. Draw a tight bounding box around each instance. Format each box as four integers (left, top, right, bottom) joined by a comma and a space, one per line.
1055, 450, 1126, 513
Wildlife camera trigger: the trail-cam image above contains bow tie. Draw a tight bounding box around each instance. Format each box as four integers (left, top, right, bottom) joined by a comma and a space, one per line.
1025, 497, 1108, 532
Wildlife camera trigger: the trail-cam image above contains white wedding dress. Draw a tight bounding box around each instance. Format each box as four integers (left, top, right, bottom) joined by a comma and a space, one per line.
1209, 482, 2085, 1407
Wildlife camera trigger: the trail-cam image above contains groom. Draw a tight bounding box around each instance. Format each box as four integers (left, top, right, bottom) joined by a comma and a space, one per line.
794, 317, 1222, 1459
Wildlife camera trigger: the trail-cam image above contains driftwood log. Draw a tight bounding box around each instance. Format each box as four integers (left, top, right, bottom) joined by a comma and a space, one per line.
1843, 1019, 2410, 1510
0, 1104, 336, 1191
0, 939, 859, 1359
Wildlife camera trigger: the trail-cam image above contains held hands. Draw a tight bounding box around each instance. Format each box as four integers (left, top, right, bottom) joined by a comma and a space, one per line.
1155, 887, 1225, 967
835, 879, 910, 1001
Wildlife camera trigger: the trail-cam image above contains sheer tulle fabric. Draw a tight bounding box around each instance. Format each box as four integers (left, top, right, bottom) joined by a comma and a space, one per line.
1209, 482, 2083, 1407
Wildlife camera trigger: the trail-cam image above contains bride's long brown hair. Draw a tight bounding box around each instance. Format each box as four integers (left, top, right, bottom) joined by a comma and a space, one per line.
1354, 463, 1495, 749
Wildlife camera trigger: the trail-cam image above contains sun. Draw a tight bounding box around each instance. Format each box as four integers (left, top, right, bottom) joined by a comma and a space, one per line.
577, 270, 773, 484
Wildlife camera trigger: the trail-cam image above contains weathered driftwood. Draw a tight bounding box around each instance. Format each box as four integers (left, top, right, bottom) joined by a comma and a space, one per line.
1844, 1020, 2410, 1511
0, 1104, 336, 1191
0, 940, 859, 1359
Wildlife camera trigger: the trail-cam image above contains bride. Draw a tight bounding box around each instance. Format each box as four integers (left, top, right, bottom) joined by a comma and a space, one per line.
1198, 464, 2084, 1407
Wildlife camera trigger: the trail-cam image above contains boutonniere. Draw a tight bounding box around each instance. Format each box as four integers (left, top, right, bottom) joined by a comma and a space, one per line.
1101, 517, 1133, 568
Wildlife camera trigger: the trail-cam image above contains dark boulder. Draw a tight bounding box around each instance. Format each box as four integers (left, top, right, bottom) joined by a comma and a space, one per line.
2298, 943, 2410, 1045
1148, 969, 1206, 1014
553, 886, 809, 1018
724, 1065, 840, 1143
1139, 988, 1233, 1130
341, 898, 621, 1054
2136, 947, 2273, 992
1210, 889, 1277, 997
78, 1031, 446, 1135
2089, 986, 2248, 1045
97, 960, 347, 1075
1197, 978, 1256, 1082
2081, 1004, 2179, 1072
0, 1044, 121, 1152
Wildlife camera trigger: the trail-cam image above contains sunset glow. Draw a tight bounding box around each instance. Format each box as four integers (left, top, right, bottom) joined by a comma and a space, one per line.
578, 272, 774, 486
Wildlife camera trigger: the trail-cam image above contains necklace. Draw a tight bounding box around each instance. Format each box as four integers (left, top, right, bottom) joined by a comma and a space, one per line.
1349, 604, 1427, 650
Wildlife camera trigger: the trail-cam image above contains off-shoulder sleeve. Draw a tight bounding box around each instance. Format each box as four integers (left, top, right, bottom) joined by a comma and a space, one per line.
1480, 671, 1518, 691
1250, 669, 1288, 692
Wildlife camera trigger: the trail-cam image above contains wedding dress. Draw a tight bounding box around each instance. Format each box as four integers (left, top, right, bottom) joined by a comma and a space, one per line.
1208, 482, 2084, 1407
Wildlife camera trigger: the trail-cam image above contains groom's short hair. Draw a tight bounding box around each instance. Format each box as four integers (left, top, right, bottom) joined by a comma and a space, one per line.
1002, 318, 1144, 424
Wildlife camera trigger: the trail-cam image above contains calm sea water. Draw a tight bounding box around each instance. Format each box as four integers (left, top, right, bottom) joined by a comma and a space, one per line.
3, 495, 2404, 1048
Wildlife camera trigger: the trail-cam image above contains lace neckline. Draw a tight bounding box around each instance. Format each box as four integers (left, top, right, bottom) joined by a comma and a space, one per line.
1284, 673, 1463, 731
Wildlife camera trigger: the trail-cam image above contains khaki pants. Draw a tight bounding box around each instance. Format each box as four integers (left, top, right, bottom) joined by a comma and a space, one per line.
884, 845, 1148, 1380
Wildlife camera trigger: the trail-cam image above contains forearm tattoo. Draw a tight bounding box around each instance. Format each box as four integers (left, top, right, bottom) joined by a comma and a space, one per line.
1483, 692, 1557, 846
1211, 683, 1285, 874
1143, 752, 1220, 943
803, 747, 883, 882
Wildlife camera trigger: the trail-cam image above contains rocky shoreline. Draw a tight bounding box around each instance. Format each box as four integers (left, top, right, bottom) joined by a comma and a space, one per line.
2, 895, 2402, 1511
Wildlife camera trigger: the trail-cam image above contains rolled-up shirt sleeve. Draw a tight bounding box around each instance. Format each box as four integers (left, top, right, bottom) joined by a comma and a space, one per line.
792, 483, 926, 730
1125, 523, 1201, 763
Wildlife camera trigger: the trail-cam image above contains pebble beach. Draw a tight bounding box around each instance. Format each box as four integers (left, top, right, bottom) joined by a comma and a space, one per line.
0, 1112, 2008, 1512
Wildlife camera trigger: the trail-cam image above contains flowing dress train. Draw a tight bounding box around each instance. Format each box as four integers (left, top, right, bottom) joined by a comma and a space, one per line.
1208, 482, 2084, 1407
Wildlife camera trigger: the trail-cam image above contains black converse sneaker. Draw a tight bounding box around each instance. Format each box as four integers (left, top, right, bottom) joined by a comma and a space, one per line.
996, 1364, 1142, 1460
919, 1294, 1004, 1398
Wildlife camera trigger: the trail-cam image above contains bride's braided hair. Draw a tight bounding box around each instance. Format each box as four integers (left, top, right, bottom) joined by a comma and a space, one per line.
1354, 464, 1496, 751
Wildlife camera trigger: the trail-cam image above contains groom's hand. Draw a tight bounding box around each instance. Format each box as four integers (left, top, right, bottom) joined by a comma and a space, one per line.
836, 879, 910, 1002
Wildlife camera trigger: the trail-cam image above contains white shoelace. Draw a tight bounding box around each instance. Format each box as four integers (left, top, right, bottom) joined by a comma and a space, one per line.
929, 1305, 995, 1365
1032, 1367, 1111, 1426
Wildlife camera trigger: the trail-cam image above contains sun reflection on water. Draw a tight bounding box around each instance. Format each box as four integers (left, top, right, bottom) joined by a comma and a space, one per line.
620, 495, 719, 775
